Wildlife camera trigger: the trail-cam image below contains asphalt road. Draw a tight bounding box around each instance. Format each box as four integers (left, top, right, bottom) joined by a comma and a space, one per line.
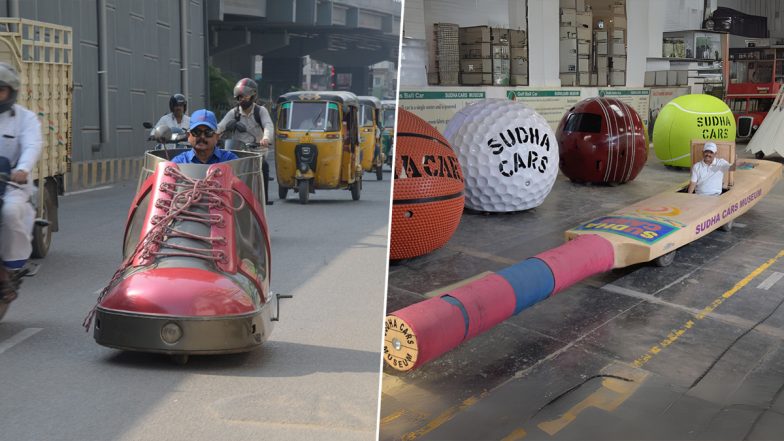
0, 164, 392, 441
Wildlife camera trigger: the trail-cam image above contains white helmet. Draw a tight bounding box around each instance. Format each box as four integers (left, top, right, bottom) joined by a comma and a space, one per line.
0, 62, 19, 114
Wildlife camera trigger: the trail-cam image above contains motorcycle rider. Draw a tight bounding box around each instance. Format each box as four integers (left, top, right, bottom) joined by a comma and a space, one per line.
156, 93, 190, 130
0, 62, 42, 302
217, 78, 274, 205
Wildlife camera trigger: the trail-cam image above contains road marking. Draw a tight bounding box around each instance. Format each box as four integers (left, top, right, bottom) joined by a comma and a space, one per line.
401, 394, 486, 441
64, 185, 113, 196
632, 248, 784, 368
757, 271, 784, 290
537, 363, 648, 436
500, 428, 527, 440
0, 328, 42, 354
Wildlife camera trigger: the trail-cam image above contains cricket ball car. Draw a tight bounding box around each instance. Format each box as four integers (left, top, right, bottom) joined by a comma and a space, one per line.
86, 149, 284, 363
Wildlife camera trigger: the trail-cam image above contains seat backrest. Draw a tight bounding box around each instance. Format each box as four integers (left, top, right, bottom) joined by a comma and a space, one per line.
690, 139, 735, 188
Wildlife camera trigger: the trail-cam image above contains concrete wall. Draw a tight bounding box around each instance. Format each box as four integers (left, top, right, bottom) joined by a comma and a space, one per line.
3, 0, 207, 162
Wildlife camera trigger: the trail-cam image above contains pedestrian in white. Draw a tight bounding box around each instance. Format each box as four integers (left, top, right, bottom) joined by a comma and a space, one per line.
688, 141, 735, 195
217, 78, 274, 205
0, 62, 42, 270
155, 93, 190, 130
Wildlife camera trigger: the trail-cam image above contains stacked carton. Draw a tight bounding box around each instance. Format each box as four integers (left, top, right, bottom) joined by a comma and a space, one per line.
509, 29, 528, 86
596, 30, 609, 86
609, 2, 626, 86
431, 23, 460, 85
576, 9, 593, 85
491, 27, 511, 86
459, 25, 492, 85
559, 4, 578, 86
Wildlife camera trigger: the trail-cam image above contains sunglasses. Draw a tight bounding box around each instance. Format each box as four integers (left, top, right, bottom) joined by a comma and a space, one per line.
189, 129, 215, 138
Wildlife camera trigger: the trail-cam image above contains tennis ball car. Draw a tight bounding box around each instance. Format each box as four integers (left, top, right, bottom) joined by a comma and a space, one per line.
653, 94, 736, 168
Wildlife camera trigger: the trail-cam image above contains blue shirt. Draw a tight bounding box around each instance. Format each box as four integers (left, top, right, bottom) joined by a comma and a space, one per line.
171, 148, 238, 164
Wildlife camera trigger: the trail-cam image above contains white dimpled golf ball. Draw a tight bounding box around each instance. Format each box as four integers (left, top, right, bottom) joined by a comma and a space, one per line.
444, 99, 559, 212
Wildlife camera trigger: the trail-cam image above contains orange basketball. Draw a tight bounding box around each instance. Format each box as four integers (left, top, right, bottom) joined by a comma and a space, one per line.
391, 109, 465, 260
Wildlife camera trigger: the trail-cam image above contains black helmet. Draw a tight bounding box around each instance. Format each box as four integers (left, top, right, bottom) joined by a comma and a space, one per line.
233, 78, 257, 100
0, 62, 20, 114
169, 93, 187, 112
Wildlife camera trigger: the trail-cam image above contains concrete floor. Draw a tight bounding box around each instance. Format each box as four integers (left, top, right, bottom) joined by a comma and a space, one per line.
380, 148, 784, 441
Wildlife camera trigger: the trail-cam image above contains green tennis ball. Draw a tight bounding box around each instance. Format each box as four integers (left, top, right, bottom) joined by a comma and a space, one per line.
653, 94, 735, 168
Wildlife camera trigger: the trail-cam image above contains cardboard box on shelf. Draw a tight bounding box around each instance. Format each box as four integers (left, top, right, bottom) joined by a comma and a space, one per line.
612, 42, 626, 55
655, 71, 667, 86
667, 70, 678, 86
561, 8, 577, 25
578, 73, 593, 86
598, 71, 608, 86
561, 62, 577, 73
493, 58, 511, 73
677, 70, 688, 85
577, 12, 592, 27
560, 73, 577, 86
598, 55, 609, 69
427, 72, 440, 85
576, 0, 585, 12
597, 42, 608, 54
560, 38, 577, 51
612, 4, 625, 15
493, 72, 510, 86
577, 27, 592, 41
459, 26, 491, 44
491, 27, 510, 44
461, 43, 491, 59
612, 15, 626, 29
610, 71, 625, 85
578, 58, 589, 72
596, 31, 608, 41
440, 71, 459, 85
509, 29, 527, 47
560, 27, 577, 39
612, 30, 625, 40
578, 42, 590, 55
510, 47, 527, 60
460, 59, 492, 73
461, 72, 492, 85
610, 56, 626, 70
510, 74, 528, 86
560, 0, 575, 8
511, 58, 528, 73
644, 71, 656, 86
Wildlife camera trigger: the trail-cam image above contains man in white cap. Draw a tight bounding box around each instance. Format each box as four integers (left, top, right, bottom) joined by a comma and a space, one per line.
687, 141, 735, 195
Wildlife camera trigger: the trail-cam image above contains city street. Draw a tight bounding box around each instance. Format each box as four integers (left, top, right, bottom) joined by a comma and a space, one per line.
0, 165, 392, 441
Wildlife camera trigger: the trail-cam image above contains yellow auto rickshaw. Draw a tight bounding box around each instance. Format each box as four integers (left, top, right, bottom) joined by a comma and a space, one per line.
381, 99, 396, 168
357, 96, 384, 181
275, 91, 363, 204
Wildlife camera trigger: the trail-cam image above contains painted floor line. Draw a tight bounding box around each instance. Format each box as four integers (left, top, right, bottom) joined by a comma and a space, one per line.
757, 271, 784, 290
0, 328, 42, 354
602, 283, 784, 340
64, 185, 114, 196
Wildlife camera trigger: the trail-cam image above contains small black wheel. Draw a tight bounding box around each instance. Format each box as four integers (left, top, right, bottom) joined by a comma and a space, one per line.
755, 151, 765, 160
298, 180, 309, 205
351, 179, 361, 201
654, 250, 676, 267
719, 220, 734, 232
278, 185, 288, 200
376, 165, 383, 181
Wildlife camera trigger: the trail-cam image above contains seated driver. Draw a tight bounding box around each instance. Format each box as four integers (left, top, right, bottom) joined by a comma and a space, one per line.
172, 109, 238, 164
687, 141, 736, 196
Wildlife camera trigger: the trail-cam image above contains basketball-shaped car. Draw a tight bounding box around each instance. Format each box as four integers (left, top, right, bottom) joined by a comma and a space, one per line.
390, 109, 464, 260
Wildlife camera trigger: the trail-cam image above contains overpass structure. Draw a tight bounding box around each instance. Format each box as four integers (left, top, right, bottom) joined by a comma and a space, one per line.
207, 0, 401, 101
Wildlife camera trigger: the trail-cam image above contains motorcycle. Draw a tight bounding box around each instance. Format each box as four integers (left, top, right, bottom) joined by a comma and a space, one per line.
142, 122, 189, 156
0, 157, 41, 321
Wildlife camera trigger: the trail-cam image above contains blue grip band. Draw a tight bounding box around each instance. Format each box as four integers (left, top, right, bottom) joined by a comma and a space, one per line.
497, 258, 555, 315
441, 294, 470, 339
